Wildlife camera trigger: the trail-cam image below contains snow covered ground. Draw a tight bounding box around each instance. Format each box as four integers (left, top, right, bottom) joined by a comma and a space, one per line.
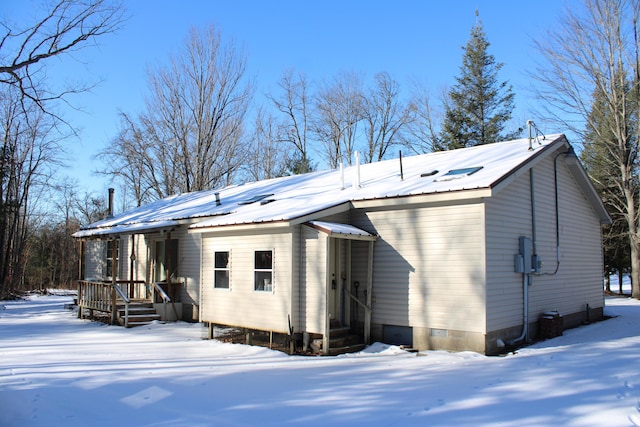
1, 292, 640, 427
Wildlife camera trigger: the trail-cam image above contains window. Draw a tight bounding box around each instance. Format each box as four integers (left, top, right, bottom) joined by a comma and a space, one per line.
254, 250, 273, 291
214, 251, 230, 289
106, 239, 119, 278
435, 166, 483, 182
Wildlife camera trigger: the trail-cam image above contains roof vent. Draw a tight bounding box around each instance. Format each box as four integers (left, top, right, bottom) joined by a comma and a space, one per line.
238, 194, 274, 205
353, 151, 361, 189
421, 170, 438, 177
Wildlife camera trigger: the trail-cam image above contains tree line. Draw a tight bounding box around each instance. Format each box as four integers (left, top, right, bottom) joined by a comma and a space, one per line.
94, 17, 517, 208
0, 0, 638, 299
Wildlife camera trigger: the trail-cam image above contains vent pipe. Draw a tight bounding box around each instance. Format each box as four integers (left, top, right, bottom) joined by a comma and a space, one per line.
340, 163, 345, 190
215, 192, 221, 206
353, 151, 361, 189
399, 150, 404, 180
107, 188, 115, 218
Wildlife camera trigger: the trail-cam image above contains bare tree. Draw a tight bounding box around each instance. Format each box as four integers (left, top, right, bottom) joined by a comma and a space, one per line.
402, 80, 444, 154
244, 107, 289, 181
97, 25, 253, 202
0, 0, 124, 118
269, 68, 314, 174
533, 0, 640, 297
362, 72, 410, 162
0, 88, 63, 298
314, 71, 365, 168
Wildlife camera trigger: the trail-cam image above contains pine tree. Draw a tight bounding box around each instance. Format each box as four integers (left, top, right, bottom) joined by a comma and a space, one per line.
439, 15, 517, 150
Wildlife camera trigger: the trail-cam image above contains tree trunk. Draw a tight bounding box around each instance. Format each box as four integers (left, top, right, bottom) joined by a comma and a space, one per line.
631, 234, 640, 298
618, 270, 623, 295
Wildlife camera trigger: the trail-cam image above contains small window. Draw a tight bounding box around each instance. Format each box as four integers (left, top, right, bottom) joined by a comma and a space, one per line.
435, 166, 483, 182
254, 250, 273, 292
214, 251, 230, 289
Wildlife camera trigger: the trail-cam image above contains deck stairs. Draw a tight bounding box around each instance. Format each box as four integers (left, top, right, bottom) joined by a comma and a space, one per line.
327, 319, 366, 355
117, 300, 161, 327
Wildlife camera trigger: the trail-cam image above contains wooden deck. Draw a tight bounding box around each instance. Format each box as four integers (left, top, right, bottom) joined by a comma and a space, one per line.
77, 280, 169, 327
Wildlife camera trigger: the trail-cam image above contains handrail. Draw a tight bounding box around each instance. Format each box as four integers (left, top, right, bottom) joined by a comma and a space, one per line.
112, 283, 130, 327
152, 281, 172, 320
152, 282, 171, 302
113, 283, 130, 303
344, 288, 372, 313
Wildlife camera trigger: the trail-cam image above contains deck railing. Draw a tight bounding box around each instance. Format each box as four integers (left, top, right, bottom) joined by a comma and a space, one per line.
77, 280, 146, 326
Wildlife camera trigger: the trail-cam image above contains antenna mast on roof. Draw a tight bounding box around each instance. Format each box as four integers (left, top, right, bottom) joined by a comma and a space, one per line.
526, 120, 546, 150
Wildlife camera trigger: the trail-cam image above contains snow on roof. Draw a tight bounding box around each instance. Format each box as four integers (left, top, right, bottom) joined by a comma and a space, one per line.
307, 221, 377, 240
72, 220, 179, 239
74, 134, 566, 237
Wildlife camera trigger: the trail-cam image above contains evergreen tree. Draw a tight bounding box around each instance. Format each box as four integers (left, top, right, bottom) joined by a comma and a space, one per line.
439, 15, 517, 150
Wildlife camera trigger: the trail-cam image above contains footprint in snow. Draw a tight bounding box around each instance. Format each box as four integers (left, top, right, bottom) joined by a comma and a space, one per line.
424, 399, 445, 412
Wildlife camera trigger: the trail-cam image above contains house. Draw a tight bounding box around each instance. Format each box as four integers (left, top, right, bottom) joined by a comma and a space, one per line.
73, 134, 610, 355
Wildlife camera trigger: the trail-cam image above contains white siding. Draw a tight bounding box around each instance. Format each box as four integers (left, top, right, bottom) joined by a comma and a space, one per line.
200, 228, 293, 333
138, 227, 201, 305
485, 171, 532, 331
291, 226, 301, 332
352, 202, 487, 333
299, 225, 327, 334
113, 235, 148, 283
175, 228, 201, 305
486, 153, 605, 332
84, 240, 105, 280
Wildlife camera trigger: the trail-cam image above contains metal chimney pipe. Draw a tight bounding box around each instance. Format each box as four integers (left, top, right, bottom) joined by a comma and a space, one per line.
353, 151, 361, 189
108, 188, 115, 218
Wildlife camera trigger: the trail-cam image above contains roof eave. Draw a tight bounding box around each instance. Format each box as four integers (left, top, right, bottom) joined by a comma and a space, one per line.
351, 188, 493, 209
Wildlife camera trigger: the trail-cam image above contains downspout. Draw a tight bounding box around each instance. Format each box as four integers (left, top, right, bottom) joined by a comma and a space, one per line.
530, 168, 538, 260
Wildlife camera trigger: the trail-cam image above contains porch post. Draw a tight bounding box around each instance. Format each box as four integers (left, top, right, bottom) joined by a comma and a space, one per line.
111, 238, 118, 325
323, 236, 331, 355
364, 240, 374, 344
129, 234, 135, 298
345, 240, 352, 328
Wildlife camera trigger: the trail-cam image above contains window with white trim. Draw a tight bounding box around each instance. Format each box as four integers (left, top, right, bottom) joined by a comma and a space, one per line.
214, 251, 230, 289
254, 250, 273, 292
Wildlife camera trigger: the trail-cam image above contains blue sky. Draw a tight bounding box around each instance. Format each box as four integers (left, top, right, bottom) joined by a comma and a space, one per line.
3, 0, 572, 195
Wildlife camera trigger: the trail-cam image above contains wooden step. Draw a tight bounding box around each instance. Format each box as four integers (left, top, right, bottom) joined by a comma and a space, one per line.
117, 302, 161, 327
328, 324, 364, 354
327, 343, 367, 356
